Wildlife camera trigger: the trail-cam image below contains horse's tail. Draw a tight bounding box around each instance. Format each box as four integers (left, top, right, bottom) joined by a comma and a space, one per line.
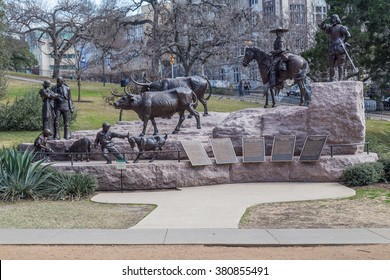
295, 58, 310, 81
204, 76, 213, 100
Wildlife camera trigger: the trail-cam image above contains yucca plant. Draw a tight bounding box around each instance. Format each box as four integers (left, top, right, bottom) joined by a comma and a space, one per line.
37, 170, 97, 201
0, 148, 52, 202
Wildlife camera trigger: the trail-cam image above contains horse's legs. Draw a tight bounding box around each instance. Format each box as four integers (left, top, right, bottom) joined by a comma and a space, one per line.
270, 88, 276, 107
264, 89, 269, 108
297, 80, 307, 106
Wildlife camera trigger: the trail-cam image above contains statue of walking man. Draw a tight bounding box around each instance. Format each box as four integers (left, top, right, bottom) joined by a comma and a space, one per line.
51, 77, 74, 140
319, 14, 351, 81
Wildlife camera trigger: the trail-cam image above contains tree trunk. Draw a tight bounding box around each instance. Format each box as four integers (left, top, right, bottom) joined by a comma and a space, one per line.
52, 57, 61, 79
77, 76, 81, 102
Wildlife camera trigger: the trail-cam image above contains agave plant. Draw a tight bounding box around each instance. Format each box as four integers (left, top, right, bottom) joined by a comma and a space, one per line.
0, 148, 52, 202
39, 171, 97, 201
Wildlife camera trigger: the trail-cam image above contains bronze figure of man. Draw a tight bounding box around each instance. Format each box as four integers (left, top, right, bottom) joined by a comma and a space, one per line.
51, 77, 74, 140
39, 80, 58, 139
269, 27, 289, 88
319, 14, 351, 81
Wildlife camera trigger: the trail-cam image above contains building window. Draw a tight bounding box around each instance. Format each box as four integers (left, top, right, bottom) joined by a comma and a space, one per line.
219, 68, 225, 80
250, 0, 259, 6
290, 4, 306, 25
314, 6, 327, 23
263, 0, 275, 19
233, 67, 240, 83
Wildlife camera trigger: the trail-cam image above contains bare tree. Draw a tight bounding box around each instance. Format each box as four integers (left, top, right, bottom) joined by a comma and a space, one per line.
148, 0, 249, 77
61, 40, 95, 101
6, 0, 100, 78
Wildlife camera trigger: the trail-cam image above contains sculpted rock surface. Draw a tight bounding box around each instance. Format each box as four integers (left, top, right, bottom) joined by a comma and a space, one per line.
213, 81, 365, 156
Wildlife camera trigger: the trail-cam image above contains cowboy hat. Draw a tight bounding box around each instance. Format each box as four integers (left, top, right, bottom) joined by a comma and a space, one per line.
270, 27, 289, 33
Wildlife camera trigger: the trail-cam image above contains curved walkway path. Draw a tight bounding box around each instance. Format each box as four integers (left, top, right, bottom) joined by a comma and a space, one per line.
92, 182, 355, 229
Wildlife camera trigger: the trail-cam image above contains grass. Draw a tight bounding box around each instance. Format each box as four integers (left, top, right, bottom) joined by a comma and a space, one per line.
350, 187, 390, 203
239, 186, 390, 228
0, 199, 157, 229
365, 119, 390, 155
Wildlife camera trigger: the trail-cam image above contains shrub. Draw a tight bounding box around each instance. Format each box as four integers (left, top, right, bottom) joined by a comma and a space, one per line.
0, 148, 52, 202
0, 89, 77, 131
0, 70, 7, 100
0, 89, 41, 131
378, 154, 390, 182
38, 170, 98, 200
341, 162, 384, 187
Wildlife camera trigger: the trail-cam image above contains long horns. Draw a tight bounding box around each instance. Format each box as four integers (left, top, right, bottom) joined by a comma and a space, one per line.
111, 88, 124, 97
130, 76, 151, 87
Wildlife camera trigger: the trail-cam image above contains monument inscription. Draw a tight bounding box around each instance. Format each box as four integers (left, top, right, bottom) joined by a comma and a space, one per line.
242, 137, 265, 163
180, 140, 211, 166
271, 135, 296, 162
211, 138, 238, 164
299, 135, 328, 161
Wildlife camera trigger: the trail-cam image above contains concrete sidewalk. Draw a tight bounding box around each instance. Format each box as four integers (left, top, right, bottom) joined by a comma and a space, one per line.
0, 228, 389, 245
91, 182, 355, 229
1, 182, 389, 246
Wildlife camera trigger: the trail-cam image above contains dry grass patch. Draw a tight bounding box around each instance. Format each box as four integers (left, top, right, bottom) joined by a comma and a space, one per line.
0, 199, 156, 229
239, 186, 390, 229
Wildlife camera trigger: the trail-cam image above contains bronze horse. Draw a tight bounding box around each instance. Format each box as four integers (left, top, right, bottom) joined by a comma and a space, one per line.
242, 47, 310, 107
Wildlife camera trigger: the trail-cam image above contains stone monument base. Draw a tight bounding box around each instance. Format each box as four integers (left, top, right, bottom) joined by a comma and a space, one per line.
52, 153, 377, 191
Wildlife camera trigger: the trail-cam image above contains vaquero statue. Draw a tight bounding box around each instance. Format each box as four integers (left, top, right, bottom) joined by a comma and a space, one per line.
269, 27, 289, 88
39, 80, 58, 139
51, 77, 74, 140
319, 14, 352, 81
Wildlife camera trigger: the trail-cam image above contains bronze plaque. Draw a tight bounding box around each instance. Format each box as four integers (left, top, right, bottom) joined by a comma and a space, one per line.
299, 135, 328, 162
242, 137, 265, 163
180, 140, 211, 166
211, 138, 238, 164
271, 135, 296, 162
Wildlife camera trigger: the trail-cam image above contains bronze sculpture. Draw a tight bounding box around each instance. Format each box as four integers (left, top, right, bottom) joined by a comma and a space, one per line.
94, 122, 128, 164
128, 134, 168, 163
111, 87, 201, 136
51, 77, 74, 140
33, 129, 53, 162
130, 75, 212, 117
269, 27, 289, 88
242, 47, 310, 107
319, 14, 351, 81
65, 137, 92, 162
39, 80, 58, 139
